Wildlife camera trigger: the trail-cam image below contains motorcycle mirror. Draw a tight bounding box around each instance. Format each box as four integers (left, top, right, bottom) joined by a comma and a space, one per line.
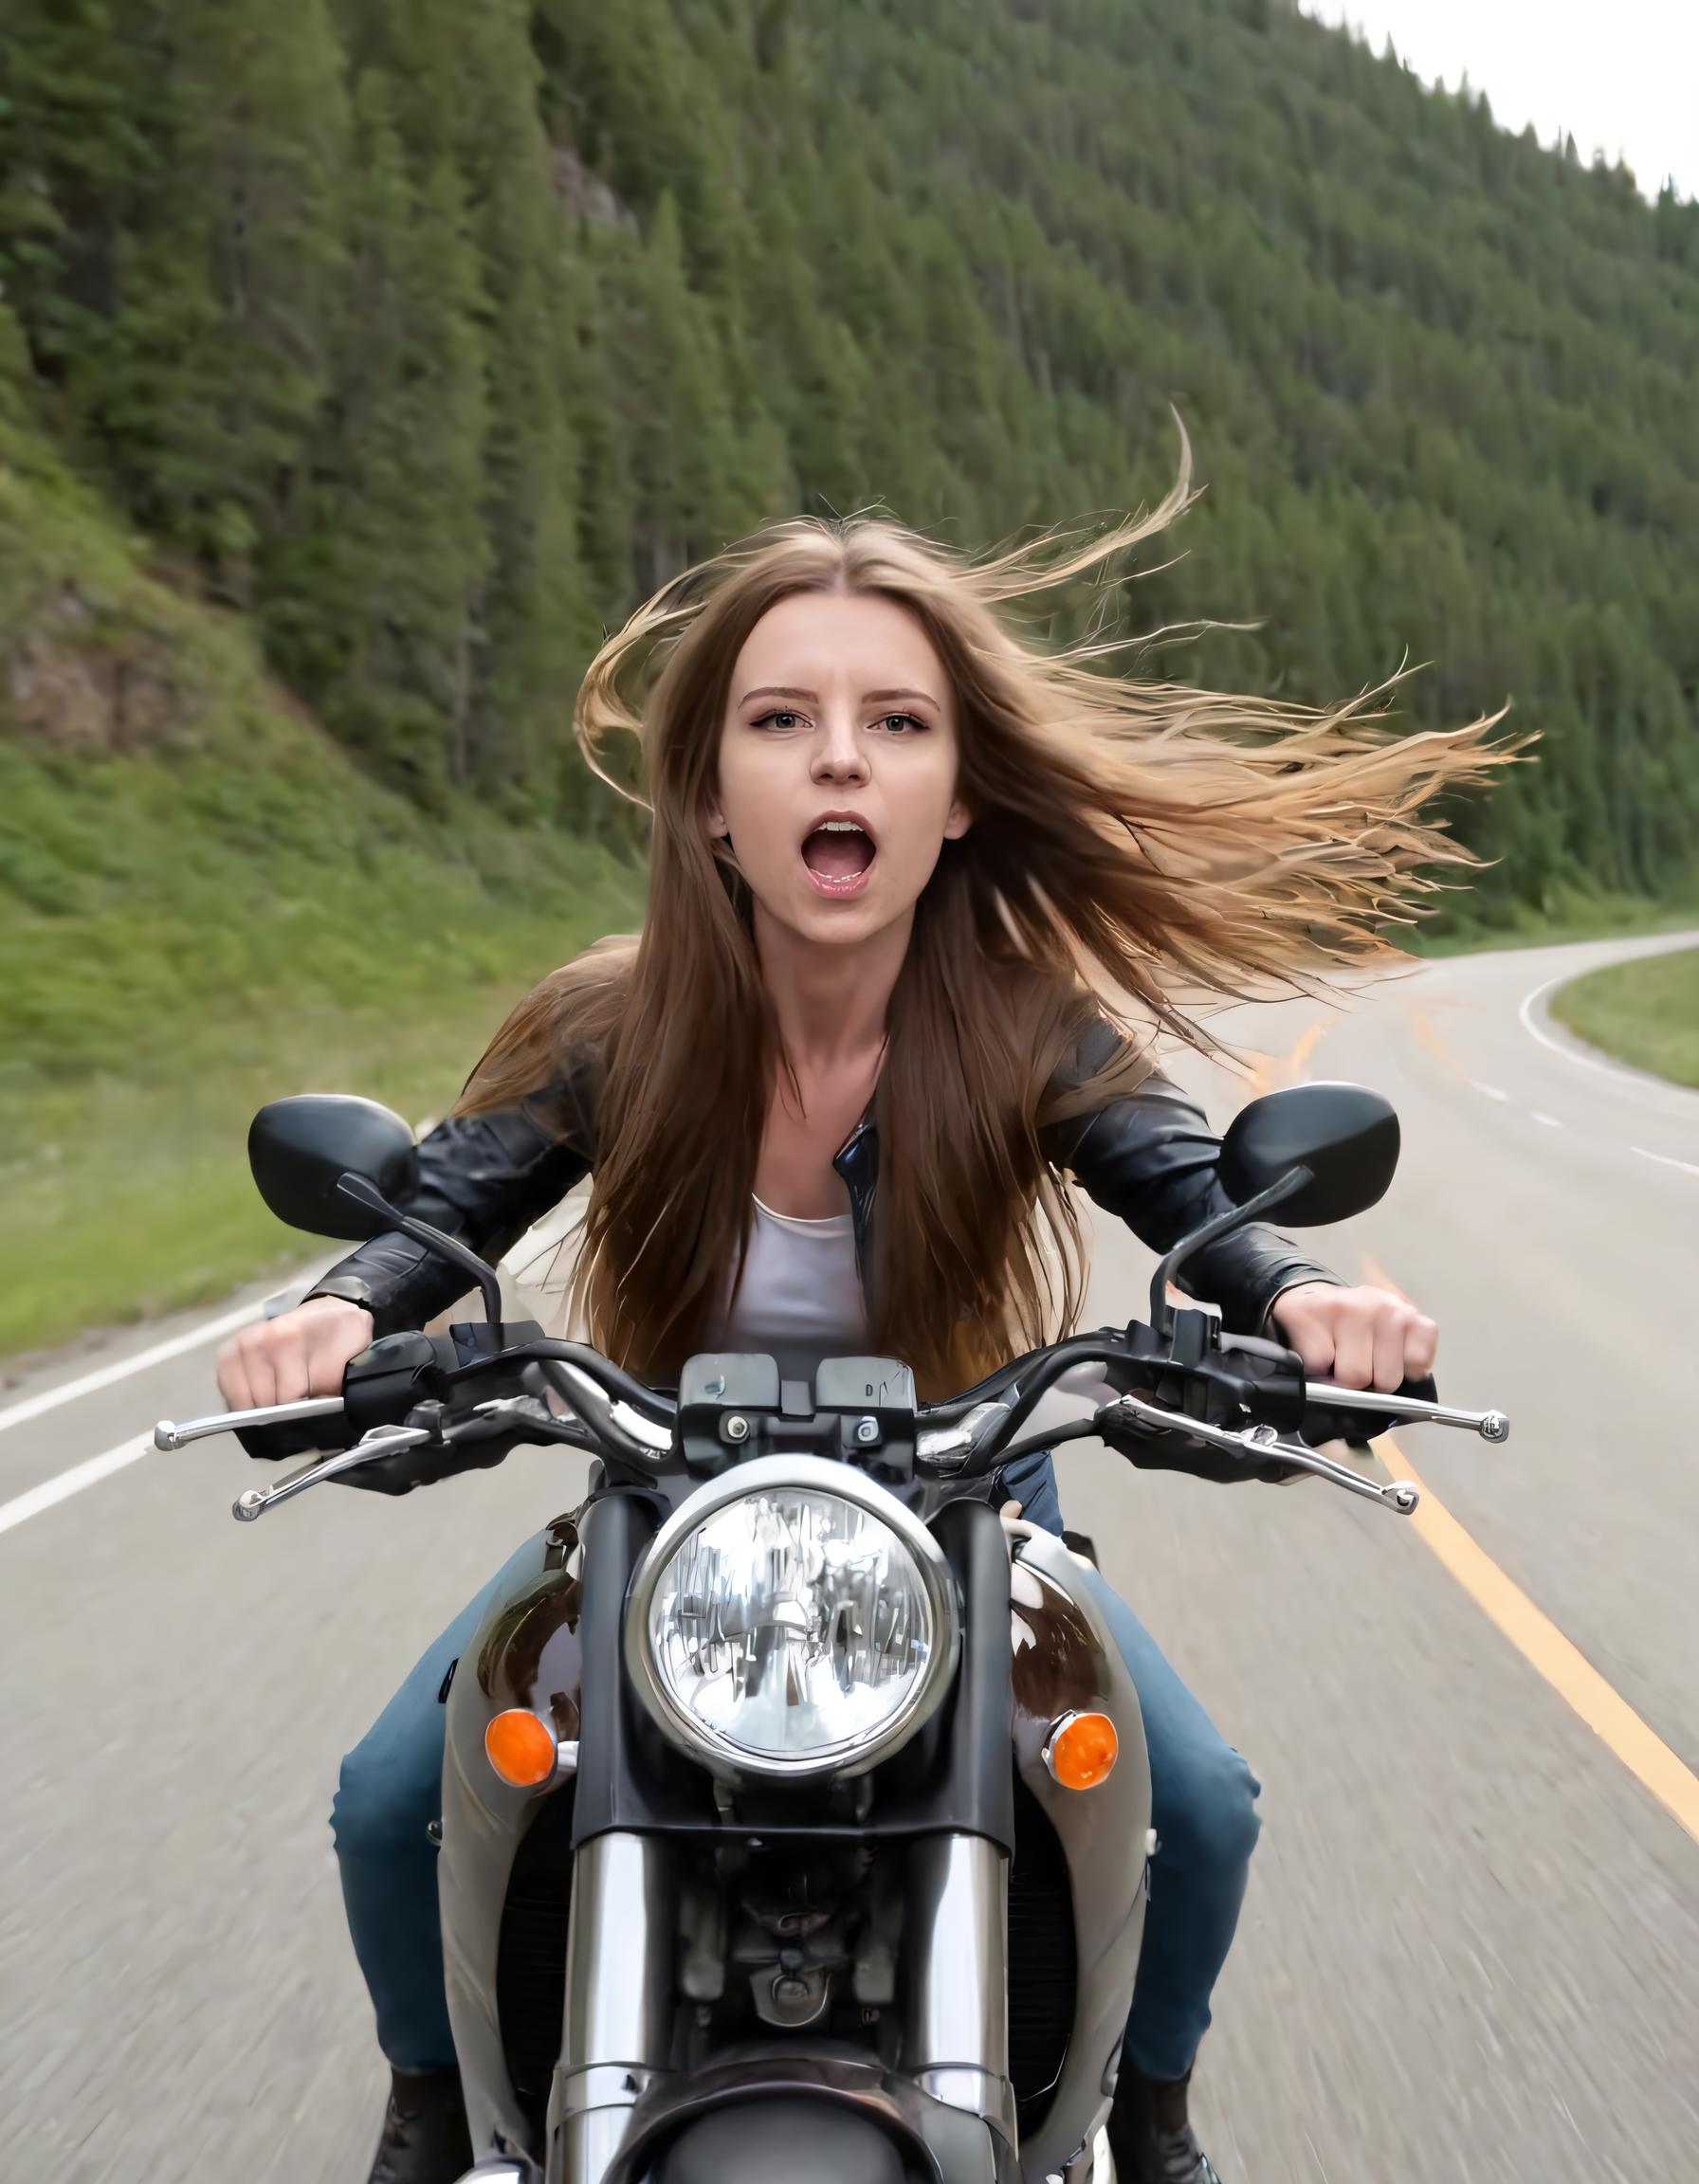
1218, 1082, 1399, 1225
248, 1095, 420, 1240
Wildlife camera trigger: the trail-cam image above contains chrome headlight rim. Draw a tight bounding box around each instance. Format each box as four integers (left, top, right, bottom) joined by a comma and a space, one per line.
624, 1454, 960, 1783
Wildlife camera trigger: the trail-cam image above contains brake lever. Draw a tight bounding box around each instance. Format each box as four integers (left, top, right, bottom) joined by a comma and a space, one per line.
230, 1425, 435, 1521
1097, 1392, 1422, 1516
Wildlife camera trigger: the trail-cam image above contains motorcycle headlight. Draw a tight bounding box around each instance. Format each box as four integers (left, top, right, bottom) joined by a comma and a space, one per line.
626, 1456, 959, 1780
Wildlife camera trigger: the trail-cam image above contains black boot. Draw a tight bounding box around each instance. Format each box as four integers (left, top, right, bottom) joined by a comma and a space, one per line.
365, 2066, 474, 2184
1105, 2062, 1224, 2184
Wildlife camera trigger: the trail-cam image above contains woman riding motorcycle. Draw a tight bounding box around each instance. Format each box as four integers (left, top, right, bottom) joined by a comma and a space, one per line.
219, 473, 1503, 2183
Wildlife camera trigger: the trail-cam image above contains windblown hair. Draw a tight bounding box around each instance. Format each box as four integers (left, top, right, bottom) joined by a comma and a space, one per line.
453, 444, 1518, 1395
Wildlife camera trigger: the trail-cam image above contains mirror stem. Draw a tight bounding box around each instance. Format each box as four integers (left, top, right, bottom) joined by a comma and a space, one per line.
335, 1174, 505, 1325
1148, 1164, 1312, 1333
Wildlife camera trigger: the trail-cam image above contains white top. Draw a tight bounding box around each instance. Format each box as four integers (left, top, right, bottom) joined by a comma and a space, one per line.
708, 1193, 870, 1383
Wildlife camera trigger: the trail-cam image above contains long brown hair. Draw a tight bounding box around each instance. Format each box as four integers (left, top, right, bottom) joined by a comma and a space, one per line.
454, 447, 1519, 1395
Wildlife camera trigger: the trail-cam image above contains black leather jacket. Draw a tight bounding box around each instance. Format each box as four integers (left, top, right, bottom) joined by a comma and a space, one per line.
304, 1054, 1342, 1352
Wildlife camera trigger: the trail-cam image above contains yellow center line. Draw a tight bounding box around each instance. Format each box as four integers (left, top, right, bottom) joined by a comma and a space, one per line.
1360, 1251, 1699, 1847
1378, 1436, 1699, 1845
1405, 1002, 1465, 1078
1287, 1019, 1325, 1078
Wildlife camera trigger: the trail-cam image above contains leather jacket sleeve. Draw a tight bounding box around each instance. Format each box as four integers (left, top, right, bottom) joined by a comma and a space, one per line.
301, 1027, 1343, 1349
302, 1081, 593, 1338
1044, 1064, 1345, 1338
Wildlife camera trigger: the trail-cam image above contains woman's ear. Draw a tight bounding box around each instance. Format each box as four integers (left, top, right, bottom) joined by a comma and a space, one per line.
942, 792, 974, 841
704, 791, 729, 841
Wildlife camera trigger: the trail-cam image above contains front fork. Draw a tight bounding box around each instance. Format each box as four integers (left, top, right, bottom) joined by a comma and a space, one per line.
546, 1832, 677, 2184
543, 1829, 1014, 2184
902, 1833, 1018, 2152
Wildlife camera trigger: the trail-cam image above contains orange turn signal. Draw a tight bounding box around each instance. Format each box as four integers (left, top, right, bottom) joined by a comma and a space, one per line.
1044, 1710, 1119, 1791
484, 1709, 559, 1788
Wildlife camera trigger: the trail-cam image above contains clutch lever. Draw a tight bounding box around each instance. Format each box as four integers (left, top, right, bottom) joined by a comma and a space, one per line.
230, 1425, 436, 1520
229, 1384, 599, 1521
1097, 1391, 1422, 1516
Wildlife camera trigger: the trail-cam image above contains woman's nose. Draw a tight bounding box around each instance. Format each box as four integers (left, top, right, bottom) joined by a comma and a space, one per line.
810, 718, 869, 784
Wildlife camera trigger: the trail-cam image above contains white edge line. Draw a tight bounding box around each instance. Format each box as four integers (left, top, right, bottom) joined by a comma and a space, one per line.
1518, 974, 1619, 1078
0, 1435, 154, 1537
0, 1296, 264, 1437
1470, 1079, 1510, 1102
1635, 1145, 1699, 1180
1518, 967, 1699, 1092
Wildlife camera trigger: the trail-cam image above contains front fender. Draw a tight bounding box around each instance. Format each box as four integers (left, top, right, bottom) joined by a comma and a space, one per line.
646, 2097, 909, 2183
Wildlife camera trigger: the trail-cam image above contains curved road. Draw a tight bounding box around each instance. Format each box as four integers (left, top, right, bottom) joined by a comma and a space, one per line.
2, 931, 1696, 2180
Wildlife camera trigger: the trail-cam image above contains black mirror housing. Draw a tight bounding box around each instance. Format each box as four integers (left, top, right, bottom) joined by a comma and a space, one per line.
1219, 1081, 1399, 1226
248, 1095, 420, 1240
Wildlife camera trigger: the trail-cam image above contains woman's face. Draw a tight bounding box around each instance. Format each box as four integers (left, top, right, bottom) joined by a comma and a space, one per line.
709, 590, 971, 950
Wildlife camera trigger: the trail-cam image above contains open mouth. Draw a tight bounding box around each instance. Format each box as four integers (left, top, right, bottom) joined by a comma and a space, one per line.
800, 817, 877, 898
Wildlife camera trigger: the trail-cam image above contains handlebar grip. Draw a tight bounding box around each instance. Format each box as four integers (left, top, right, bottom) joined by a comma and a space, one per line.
332, 1320, 552, 1496
1302, 1372, 1438, 1447
237, 1330, 464, 1462
235, 1413, 355, 1463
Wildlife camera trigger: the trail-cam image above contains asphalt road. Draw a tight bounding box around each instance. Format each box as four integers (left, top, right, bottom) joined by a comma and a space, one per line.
3, 930, 1696, 2182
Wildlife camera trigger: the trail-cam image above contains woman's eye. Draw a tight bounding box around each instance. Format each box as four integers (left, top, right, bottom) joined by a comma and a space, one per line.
748, 709, 926, 735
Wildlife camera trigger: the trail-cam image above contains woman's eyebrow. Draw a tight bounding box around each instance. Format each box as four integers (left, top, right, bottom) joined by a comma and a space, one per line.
739, 683, 940, 705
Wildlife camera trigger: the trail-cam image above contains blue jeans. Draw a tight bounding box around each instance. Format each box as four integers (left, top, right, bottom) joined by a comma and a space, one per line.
332, 1455, 1259, 2084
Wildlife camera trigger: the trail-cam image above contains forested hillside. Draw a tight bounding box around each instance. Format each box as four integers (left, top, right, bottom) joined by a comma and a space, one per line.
0, 380, 643, 1353
4, 0, 1697, 898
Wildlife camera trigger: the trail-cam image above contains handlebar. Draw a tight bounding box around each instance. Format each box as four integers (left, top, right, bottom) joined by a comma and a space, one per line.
156, 1315, 1508, 1525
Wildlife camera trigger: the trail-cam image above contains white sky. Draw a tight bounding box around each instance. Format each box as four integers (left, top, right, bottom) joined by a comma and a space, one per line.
1300, 1, 1697, 201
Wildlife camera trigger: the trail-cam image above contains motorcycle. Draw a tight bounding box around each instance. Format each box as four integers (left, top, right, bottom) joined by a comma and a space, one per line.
154, 1079, 1507, 2183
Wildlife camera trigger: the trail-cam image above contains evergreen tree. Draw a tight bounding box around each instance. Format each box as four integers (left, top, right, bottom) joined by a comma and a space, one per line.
5, 0, 350, 591
4, 0, 1696, 916
265, 74, 487, 809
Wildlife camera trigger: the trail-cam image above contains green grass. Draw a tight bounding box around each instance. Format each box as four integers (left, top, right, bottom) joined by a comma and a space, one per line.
1547, 946, 1699, 1090
0, 401, 644, 1359
1, 938, 639, 1360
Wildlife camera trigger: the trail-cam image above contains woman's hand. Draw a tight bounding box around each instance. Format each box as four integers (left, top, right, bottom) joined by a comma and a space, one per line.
1269, 1281, 1437, 1393
215, 1296, 376, 1410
